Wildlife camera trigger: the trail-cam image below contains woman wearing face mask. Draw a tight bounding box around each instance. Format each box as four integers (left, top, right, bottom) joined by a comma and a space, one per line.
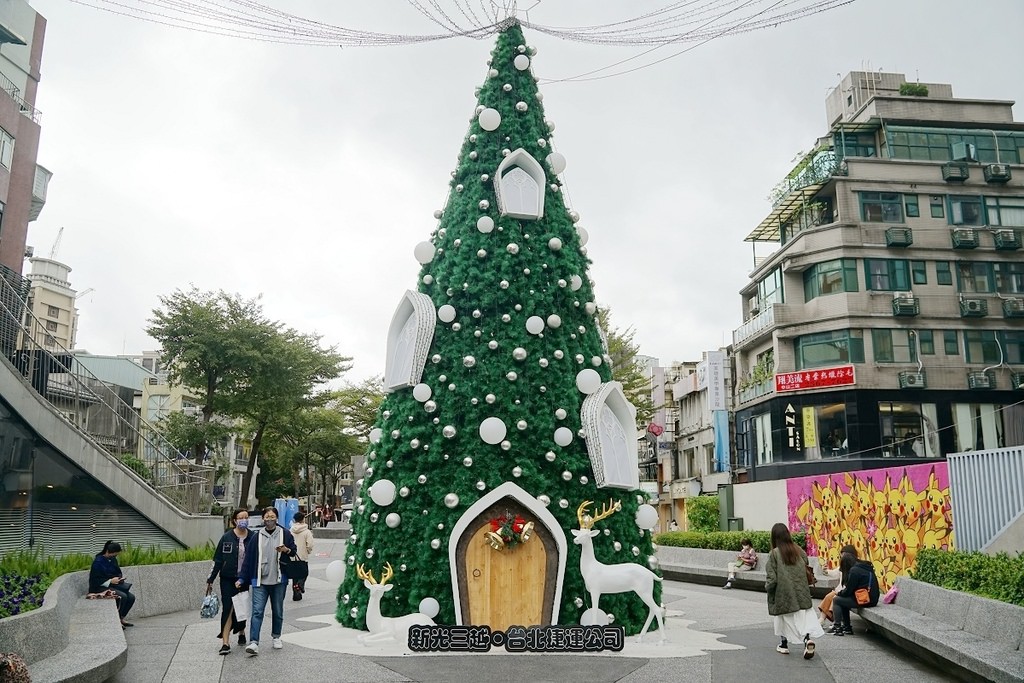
207, 508, 251, 654
236, 507, 297, 656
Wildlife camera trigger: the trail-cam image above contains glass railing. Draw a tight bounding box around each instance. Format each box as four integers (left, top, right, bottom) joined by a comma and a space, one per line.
0, 269, 213, 513
738, 378, 774, 404
769, 149, 839, 208
733, 305, 775, 347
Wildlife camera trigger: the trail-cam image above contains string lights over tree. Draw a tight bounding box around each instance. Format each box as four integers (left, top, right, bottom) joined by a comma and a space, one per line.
336, 20, 666, 636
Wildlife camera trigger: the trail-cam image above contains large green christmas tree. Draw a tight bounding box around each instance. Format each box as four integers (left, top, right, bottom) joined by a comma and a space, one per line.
337, 21, 661, 636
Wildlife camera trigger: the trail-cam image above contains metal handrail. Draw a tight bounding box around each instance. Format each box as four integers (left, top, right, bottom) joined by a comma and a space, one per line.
0, 71, 42, 123
0, 268, 212, 513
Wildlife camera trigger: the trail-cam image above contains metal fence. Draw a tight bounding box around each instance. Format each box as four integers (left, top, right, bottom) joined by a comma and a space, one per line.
0, 270, 213, 514
947, 445, 1024, 551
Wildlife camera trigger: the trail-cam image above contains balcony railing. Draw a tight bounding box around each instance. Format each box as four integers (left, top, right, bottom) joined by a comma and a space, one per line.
0, 71, 41, 124
769, 149, 839, 209
0, 272, 213, 513
733, 305, 775, 347
739, 378, 774, 404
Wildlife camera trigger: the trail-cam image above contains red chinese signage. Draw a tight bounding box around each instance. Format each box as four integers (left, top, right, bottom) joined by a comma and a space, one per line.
774, 365, 855, 393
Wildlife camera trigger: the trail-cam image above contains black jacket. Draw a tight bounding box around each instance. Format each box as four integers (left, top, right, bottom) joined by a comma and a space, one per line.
207, 529, 251, 583
88, 553, 125, 594
838, 560, 880, 606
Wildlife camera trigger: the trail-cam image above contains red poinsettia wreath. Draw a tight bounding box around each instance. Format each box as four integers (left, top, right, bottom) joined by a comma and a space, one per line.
485, 512, 534, 551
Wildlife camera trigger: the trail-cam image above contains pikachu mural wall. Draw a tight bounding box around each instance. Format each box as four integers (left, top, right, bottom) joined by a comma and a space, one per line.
787, 463, 954, 591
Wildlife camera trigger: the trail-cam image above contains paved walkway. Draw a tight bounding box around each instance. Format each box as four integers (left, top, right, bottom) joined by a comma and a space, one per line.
111, 539, 955, 682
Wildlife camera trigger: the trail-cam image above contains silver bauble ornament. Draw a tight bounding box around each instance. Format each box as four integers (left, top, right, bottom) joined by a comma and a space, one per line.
444, 493, 460, 508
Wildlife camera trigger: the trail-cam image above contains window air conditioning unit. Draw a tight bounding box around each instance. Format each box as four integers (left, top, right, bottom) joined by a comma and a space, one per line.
967, 371, 994, 390
1005, 297, 1024, 312
894, 291, 914, 301
899, 371, 926, 389
749, 299, 760, 315
962, 298, 986, 314
983, 163, 1011, 183
148, 377, 158, 385
993, 228, 1021, 250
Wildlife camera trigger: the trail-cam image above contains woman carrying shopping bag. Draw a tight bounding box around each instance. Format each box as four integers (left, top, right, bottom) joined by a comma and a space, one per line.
288, 512, 315, 601
207, 508, 251, 655
766, 523, 824, 660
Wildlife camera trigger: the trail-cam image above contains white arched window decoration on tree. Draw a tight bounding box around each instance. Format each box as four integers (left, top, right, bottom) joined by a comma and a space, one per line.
580, 381, 641, 490
494, 148, 546, 220
384, 290, 436, 392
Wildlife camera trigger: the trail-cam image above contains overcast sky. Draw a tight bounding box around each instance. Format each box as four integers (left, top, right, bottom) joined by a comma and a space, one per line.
27, 0, 1024, 383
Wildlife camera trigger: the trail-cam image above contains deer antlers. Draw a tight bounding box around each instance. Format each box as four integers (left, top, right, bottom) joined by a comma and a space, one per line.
577, 499, 621, 530
356, 562, 394, 585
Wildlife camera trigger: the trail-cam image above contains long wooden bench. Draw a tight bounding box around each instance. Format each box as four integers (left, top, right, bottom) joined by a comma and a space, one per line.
655, 546, 839, 598
856, 577, 1024, 683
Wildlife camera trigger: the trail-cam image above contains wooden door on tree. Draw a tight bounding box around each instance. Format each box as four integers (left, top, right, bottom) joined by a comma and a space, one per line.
456, 498, 558, 630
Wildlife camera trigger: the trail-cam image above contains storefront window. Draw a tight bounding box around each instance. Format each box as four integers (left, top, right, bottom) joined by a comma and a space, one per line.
801, 403, 847, 459
952, 404, 1005, 451
752, 413, 773, 465
878, 402, 940, 458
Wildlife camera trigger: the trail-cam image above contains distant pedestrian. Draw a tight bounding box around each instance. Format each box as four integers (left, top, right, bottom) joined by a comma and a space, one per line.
237, 507, 298, 656
289, 512, 314, 601
322, 503, 333, 527
766, 523, 823, 659
89, 541, 136, 629
207, 508, 251, 654
669, 519, 679, 532
723, 538, 758, 589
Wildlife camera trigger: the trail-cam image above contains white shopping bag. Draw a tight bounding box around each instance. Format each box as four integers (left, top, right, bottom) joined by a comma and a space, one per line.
231, 591, 251, 622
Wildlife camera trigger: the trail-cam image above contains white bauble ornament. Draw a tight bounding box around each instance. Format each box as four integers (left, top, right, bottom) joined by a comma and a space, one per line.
575, 354, 585, 363
444, 493, 460, 508
413, 383, 432, 402
585, 302, 597, 315
478, 107, 501, 131
424, 400, 437, 413
538, 494, 551, 506
513, 54, 530, 70
554, 427, 573, 446
410, 439, 420, 449
485, 393, 496, 403
463, 355, 476, 368
513, 347, 527, 360
635, 504, 659, 530
479, 417, 507, 445
477, 216, 494, 234
613, 541, 622, 552
539, 358, 548, 368
561, 470, 572, 481
506, 242, 520, 255
463, 457, 473, 467
399, 486, 410, 497
488, 340, 498, 350
591, 356, 603, 367
477, 249, 487, 258
476, 481, 486, 491
548, 237, 562, 251
555, 408, 567, 420
479, 200, 490, 210
443, 425, 456, 438
368, 428, 382, 444
433, 209, 443, 219
419, 597, 440, 619
526, 316, 545, 334
517, 420, 528, 430
512, 466, 522, 478
545, 450, 556, 462
502, 314, 511, 322
325, 560, 346, 585
502, 83, 512, 92
430, 539, 441, 550
546, 314, 561, 329
385, 513, 401, 528
515, 101, 528, 112
570, 275, 583, 291
575, 369, 602, 394
546, 152, 566, 175
438, 305, 457, 323
577, 226, 590, 246
368, 479, 396, 506
423, 274, 434, 285
414, 241, 436, 264
506, 371, 517, 381
559, 499, 569, 509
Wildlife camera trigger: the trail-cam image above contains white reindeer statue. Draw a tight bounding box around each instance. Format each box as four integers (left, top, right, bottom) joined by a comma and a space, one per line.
571, 500, 665, 644
356, 562, 435, 644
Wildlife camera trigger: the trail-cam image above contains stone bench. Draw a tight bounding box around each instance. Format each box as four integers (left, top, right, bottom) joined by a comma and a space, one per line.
0, 570, 127, 683
0, 559, 213, 683
655, 546, 839, 597
856, 577, 1024, 683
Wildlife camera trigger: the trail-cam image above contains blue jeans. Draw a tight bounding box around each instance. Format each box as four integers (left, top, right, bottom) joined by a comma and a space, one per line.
249, 582, 286, 643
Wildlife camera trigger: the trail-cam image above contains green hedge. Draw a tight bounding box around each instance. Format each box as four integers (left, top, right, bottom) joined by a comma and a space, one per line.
911, 548, 1024, 607
653, 530, 807, 553
0, 543, 214, 618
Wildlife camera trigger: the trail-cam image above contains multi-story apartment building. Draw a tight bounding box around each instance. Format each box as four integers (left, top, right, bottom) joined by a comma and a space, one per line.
733, 71, 1024, 482
0, 0, 48, 275
23, 255, 77, 349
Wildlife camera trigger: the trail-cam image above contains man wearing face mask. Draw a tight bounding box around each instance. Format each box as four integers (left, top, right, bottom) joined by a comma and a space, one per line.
236, 507, 297, 656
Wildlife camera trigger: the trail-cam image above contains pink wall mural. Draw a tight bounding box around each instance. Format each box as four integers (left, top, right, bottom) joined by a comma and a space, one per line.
787, 462, 953, 592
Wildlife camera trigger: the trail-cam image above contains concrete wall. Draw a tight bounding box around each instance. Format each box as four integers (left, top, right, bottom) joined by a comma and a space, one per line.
0, 359, 223, 547
731, 479, 788, 531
